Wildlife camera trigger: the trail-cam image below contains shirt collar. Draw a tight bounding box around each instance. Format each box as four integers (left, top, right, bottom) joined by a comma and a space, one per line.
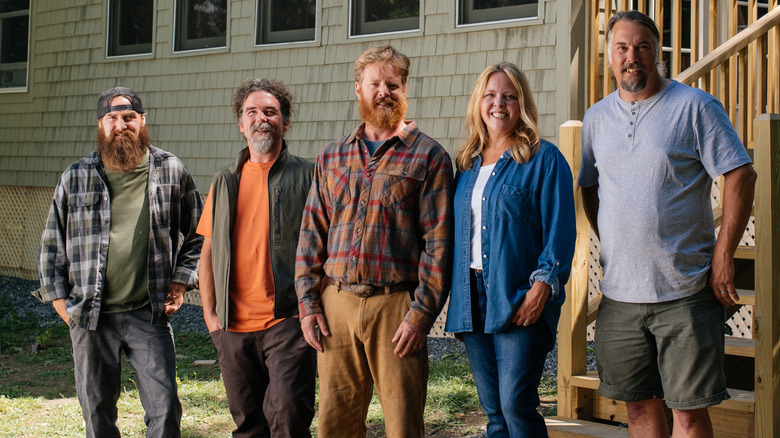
347, 121, 419, 149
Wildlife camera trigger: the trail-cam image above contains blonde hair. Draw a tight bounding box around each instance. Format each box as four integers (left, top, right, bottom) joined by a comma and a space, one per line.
456, 62, 540, 172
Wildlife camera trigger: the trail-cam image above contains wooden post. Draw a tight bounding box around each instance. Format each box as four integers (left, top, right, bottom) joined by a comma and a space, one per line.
557, 121, 593, 419
753, 113, 780, 438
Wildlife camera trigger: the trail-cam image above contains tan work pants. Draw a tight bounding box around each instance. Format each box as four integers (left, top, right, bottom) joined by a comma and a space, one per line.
316, 284, 428, 438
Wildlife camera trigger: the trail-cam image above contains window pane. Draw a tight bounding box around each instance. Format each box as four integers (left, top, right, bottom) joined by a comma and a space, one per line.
0, 0, 28, 89
1, 15, 27, 63
459, 0, 537, 25
473, 0, 532, 9
108, 0, 153, 56
0, 0, 28, 14
186, 0, 226, 40
117, 0, 153, 46
364, 0, 418, 23
270, 0, 315, 32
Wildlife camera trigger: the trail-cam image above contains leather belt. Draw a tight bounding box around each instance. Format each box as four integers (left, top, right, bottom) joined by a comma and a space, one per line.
329, 279, 416, 298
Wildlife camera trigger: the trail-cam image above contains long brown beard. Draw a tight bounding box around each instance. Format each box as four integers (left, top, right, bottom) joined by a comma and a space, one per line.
97, 125, 151, 172
358, 93, 408, 131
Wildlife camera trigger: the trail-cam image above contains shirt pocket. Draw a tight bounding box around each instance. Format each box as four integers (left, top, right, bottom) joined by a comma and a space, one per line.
496, 184, 533, 223
325, 166, 352, 210
380, 163, 426, 210
67, 192, 103, 237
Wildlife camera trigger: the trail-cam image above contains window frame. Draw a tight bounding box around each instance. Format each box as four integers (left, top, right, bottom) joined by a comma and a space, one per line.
457, 0, 539, 27
174, 0, 228, 53
255, 0, 317, 45
106, 0, 155, 58
0, 0, 30, 92
349, 0, 420, 37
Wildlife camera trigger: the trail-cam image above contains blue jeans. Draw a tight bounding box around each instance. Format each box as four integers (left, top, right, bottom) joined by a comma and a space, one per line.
69, 305, 181, 438
462, 270, 554, 437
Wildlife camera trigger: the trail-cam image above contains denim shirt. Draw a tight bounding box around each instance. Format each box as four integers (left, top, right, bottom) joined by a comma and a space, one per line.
445, 140, 576, 334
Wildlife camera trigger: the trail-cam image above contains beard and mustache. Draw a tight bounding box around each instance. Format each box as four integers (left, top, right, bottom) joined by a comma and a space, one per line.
96, 125, 151, 172
358, 93, 408, 130
620, 62, 648, 93
248, 122, 277, 155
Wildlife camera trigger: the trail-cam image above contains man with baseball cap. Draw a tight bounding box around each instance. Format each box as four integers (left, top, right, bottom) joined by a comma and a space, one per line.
36, 86, 203, 437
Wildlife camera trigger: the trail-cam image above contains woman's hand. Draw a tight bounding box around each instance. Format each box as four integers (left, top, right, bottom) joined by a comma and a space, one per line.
511, 281, 551, 327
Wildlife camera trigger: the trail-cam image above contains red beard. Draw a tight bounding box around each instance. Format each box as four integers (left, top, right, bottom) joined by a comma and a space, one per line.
96, 125, 151, 172
358, 94, 408, 131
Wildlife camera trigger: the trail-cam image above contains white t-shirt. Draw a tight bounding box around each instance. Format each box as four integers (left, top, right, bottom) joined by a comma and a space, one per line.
469, 163, 496, 269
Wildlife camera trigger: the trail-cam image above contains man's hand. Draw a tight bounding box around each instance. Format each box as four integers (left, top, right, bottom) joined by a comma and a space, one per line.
301, 313, 329, 352
511, 281, 551, 327
709, 251, 739, 306
203, 310, 223, 333
391, 321, 427, 357
52, 298, 69, 325
710, 164, 756, 307
164, 282, 186, 316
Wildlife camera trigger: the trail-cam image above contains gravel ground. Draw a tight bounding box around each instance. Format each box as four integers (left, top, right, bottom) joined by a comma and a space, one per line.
0, 275, 595, 375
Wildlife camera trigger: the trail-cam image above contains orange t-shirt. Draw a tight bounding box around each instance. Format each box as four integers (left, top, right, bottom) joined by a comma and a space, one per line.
197, 161, 283, 332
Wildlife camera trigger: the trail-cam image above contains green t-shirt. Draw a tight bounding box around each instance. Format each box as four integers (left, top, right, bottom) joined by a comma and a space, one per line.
102, 149, 151, 313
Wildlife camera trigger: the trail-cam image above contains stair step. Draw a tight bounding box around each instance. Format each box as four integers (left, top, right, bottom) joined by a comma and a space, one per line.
547, 416, 627, 437
725, 337, 754, 357
734, 288, 754, 305
734, 245, 755, 259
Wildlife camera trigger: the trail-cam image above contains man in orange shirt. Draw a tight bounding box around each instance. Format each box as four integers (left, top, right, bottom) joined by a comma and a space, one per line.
197, 78, 316, 437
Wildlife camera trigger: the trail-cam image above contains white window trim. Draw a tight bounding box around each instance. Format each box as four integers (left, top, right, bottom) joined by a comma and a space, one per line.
105, 0, 156, 58
254, 0, 318, 46
348, 0, 421, 38
173, 0, 229, 53
0, 3, 30, 93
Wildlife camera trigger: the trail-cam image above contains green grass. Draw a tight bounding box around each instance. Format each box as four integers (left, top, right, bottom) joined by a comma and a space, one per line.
0, 292, 489, 437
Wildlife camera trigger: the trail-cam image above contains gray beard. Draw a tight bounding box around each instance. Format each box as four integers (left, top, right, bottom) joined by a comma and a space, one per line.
621, 75, 647, 93
250, 133, 274, 155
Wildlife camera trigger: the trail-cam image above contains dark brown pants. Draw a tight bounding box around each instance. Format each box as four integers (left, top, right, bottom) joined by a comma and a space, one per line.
210, 318, 316, 438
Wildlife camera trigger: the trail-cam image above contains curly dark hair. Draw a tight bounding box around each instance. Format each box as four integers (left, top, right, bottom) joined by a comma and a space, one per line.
232, 78, 293, 125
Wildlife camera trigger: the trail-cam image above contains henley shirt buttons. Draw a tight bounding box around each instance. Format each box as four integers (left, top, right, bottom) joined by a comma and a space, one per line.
482, 197, 486, 201
351, 256, 356, 261
628, 134, 632, 138
483, 254, 487, 259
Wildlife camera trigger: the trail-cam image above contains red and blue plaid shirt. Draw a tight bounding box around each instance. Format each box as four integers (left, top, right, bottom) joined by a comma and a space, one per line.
295, 122, 454, 333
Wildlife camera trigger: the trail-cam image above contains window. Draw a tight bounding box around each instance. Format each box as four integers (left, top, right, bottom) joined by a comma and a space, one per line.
351, 0, 418, 36
108, 0, 154, 56
256, 0, 315, 44
175, 0, 227, 52
458, 0, 538, 26
0, 0, 28, 90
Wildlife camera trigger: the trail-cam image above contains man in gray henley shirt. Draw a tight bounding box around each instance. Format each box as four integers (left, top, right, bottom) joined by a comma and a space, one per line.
579, 10, 756, 437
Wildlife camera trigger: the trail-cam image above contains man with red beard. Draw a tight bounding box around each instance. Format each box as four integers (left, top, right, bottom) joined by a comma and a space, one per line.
36, 87, 203, 438
295, 45, 454, 438
196, 78, 316, 437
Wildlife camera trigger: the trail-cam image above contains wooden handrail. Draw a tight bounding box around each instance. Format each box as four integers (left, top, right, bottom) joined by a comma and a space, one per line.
676, 6, 780, 84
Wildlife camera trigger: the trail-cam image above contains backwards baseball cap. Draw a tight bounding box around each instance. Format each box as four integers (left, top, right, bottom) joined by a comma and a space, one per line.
97, 87, 145, 119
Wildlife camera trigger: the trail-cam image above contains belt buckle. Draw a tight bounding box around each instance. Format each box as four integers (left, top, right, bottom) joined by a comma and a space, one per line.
352, 284, 375, 298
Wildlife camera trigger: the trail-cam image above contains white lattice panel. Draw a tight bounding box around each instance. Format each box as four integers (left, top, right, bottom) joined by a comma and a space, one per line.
0, 186, 54, 281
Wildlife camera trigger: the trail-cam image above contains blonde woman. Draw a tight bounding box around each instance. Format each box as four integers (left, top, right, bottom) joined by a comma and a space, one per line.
445, 62, 575, 437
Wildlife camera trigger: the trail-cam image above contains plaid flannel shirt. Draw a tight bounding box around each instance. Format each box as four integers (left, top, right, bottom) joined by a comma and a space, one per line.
35, 146, 204, 330
295, 122, 454, 333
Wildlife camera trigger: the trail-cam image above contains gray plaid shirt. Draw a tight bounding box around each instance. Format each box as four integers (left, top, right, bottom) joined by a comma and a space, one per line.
35, 146, 204, 330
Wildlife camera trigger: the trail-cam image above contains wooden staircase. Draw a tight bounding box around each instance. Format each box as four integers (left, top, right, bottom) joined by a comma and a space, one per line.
555, 1, 780, 436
